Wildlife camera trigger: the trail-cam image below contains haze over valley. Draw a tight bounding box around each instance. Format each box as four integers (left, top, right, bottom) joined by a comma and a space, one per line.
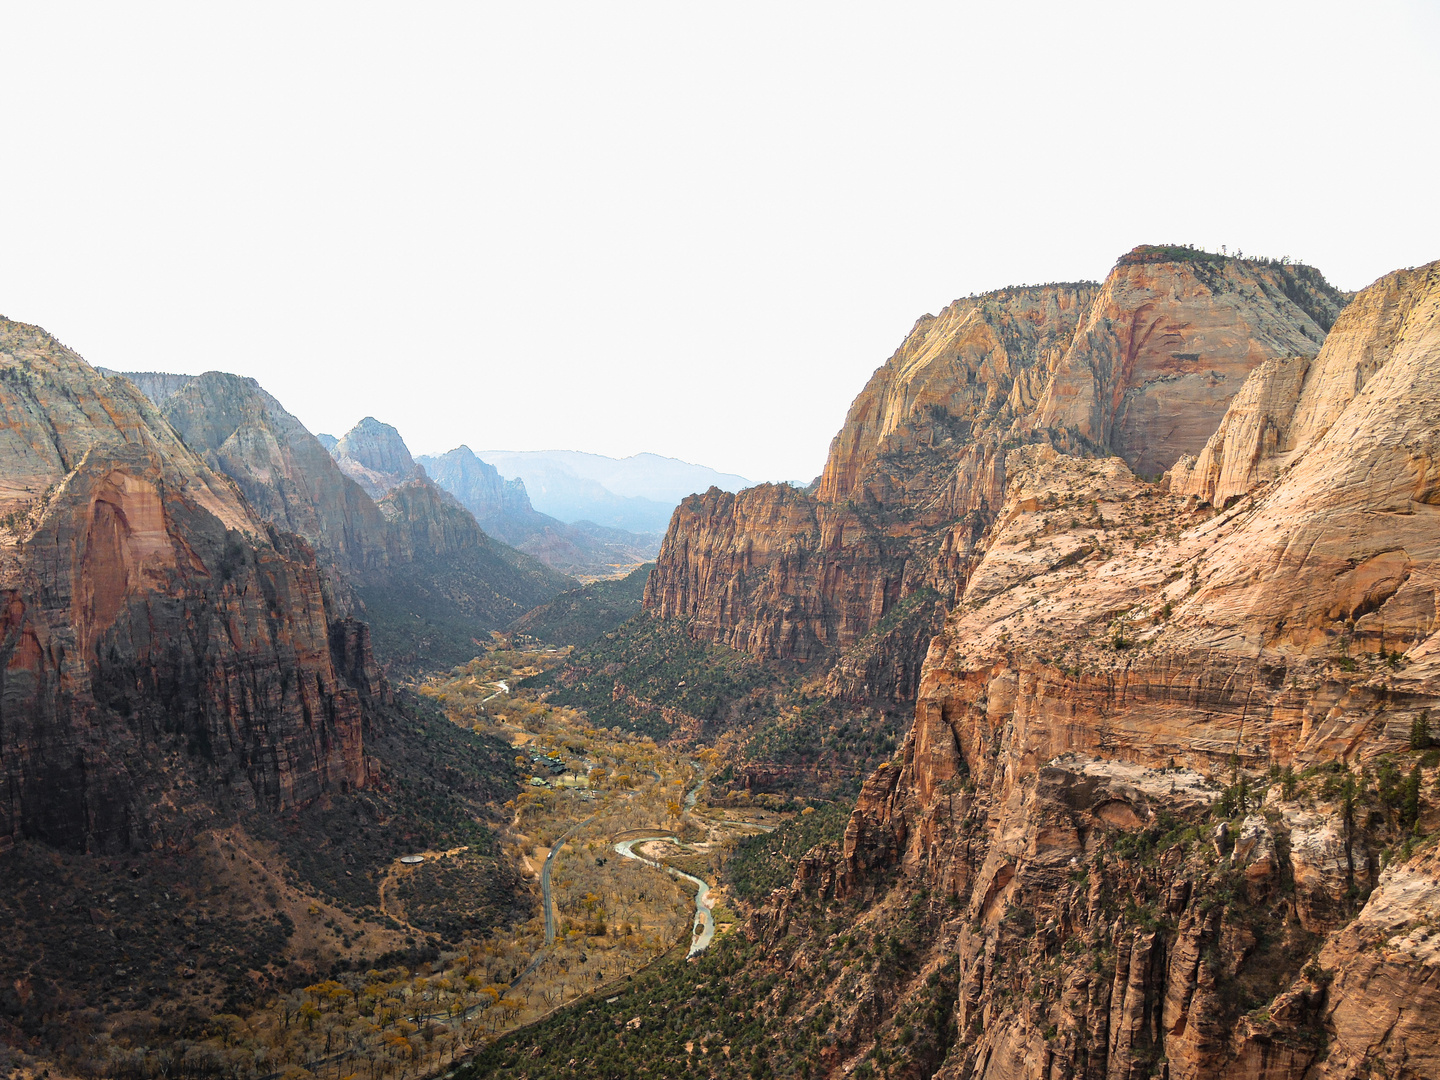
2, 5, 1438, 1080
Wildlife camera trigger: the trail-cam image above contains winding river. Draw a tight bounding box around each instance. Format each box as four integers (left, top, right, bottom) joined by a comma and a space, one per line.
612, 836, 717, 957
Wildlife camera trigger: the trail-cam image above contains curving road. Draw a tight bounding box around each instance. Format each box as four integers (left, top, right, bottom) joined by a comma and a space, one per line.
540, 812, 597, 946
537, 770, 660, 947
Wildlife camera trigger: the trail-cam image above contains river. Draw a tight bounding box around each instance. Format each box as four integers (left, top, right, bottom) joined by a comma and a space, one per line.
612, 836, 717, 957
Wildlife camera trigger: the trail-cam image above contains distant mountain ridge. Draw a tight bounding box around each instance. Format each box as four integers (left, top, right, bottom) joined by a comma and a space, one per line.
474, 448, 754, 533
417, 446, 659, 581
332, 416, 426, 498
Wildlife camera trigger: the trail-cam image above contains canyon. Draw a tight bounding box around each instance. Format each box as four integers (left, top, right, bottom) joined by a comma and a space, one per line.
4, 243, 1439, 1080
669, 254, 1440, 1078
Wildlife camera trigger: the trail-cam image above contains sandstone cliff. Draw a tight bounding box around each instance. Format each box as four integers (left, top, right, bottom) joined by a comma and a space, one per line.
113, 378, 575, 668
749, 260, 1440, 1079
0, 320, 367, 854
1033, 249, 1346, 479
646, 249, 1348, 708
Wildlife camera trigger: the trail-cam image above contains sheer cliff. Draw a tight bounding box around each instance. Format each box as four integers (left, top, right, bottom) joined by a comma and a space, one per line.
0, 320, 368, 855
745, 260, 1440, 1080
645, 249, 1348, 708
115, 377, 574, 668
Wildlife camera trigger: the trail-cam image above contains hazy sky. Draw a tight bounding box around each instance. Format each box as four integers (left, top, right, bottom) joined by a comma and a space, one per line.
3, 3, 1436, 482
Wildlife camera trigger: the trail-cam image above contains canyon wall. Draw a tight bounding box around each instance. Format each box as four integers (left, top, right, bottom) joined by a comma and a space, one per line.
755, 260, 1440, 1079
157, 371, 395, 579
118, 376, 574, 666
645, 250, 1349, 706
0, 321, 367, 854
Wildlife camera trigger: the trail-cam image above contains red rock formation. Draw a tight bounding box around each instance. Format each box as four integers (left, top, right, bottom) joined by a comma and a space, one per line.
646, 250, 1348, 706
751, 260, 1440, 1079
0, 319, 366, 853
111, 371, 574, 669
1035, 250, 1344, 479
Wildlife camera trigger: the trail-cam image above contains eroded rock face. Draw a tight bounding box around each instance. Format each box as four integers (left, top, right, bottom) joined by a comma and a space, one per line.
107, 375, 574, 667
1034, 251, 1345, 479
155, 371, 396, 581
332, 416, 424, 498
816, 284, 1099, 506
646, 250, 1347, 708
749, 261, 1440, 1078
0, 320, 366, 854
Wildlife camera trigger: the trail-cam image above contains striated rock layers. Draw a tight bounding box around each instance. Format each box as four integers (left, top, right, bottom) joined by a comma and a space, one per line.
753, 261, 1440, 1078
115, 376, 574, 667
0, 321, 368, 854
646, 249, 1348, 707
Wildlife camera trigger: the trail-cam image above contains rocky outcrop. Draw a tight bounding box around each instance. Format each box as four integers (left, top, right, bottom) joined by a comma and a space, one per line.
99, 368, 196, 407
751, 260, 1440, 1078
1165, 356, 1311, 507
816, 284, 1100, 506
647, 483, 898, 664
1169, 261, 1439, 513
646, 249, 1348, 707
1034, 250, 1346, 479
0, 319, 367, 854
331, 416, 425, 498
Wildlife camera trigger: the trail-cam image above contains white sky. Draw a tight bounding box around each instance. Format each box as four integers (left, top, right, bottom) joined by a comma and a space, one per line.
2, 3, 1436, 483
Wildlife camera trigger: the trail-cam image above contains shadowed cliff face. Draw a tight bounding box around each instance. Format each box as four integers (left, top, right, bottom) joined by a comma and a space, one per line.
748, 262, 1440, 1080
645, 251, 1348, 708
0, 322, 367, 853
157, 372, 395, 581
112, 374, 575, 670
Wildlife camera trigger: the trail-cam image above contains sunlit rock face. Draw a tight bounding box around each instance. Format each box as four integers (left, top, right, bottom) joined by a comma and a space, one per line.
748, 261, 1440, 1080
645, 249, 1348, 710
331, 415, 425, 498
0, 320, 367, 854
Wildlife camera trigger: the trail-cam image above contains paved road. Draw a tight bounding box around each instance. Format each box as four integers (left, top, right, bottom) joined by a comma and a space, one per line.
538, 769, 661, 946
540, 812, 597, 946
